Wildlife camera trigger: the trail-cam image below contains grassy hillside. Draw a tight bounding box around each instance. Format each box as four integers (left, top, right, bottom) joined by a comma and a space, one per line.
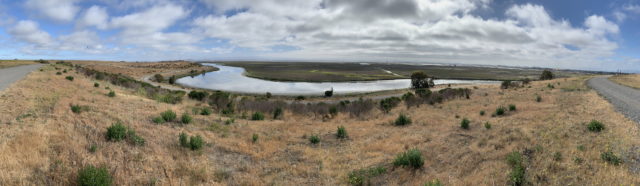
0, 60, 37, 69
0, 63, 638, 185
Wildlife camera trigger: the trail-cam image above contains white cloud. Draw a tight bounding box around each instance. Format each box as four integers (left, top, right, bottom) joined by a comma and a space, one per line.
585, 15, 619, 35
8, 20, 53, 47
624, 4, 640, 14
25, 0, 80, 22
79, 6, 109, 29
110, 4, 187, 34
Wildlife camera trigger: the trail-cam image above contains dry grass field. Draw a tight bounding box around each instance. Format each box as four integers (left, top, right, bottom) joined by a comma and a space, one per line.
0, 60, 37, 69
0, 63, 639, 185
610, 74, 640, 89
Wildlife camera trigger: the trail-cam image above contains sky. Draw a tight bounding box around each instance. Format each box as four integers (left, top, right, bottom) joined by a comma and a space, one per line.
0, 0, 639, 72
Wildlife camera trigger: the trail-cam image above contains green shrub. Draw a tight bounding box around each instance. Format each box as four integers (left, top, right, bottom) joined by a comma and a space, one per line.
508, 104, 516, 111
189, 135, 204, 150
65, 76, 74, 81
601, 151, 621, 165
506, 151, 525, 186
179, 132, 189, 147
224, 118, 235, 125
77, 165, 112, 186
251, 112, 264, 121
540, 70, 554, 80
394, 114, 411, 126
393, 149, 423, 169
200, 108, 212, 115
587, 120, 604, 132
106, 122, 127, 142
89, 144, 97, 153
128, 131, 146, 146
265, 92, 272, 99
460, 118, 470, 129
153, 74, 164, 82
94, 83, 100, 88
553, 152, 562, 161
188, 91, 209, 101
484, 122, 491, 129
295, 96, 305, 101
380, 97, 401, 113
479, 110, 485, 116
336, 126, 348, 139
347, 166, 387, 186
495, 106, 505, 116
71, 104, 83, 114
506, 151, 522, 167
181, 114, 192, 124
252, 133, 259, 143
273, 108, 283, 119
107, 91, 116, 97
63, 69, 67, 73
161, 110, 177, 122
535, 95, 542, 102
152, 117, 165, 124
309, 135, 320, 144
56, 72, 62, 75
168, 76, 176, 84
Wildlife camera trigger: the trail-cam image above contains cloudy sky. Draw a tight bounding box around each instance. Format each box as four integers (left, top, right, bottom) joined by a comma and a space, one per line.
0, 0, 639, 72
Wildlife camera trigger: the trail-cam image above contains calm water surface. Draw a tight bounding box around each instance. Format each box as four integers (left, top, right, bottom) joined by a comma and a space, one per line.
177, 64, 499, 95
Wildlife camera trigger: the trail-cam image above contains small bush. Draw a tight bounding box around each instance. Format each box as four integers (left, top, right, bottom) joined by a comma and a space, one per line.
506, 151, 525, 186
601, 151, 621, 165
179, 132, 189, 147
295, 96, 305, 101
63, 69, 67, 73
77, 165, 112, 186
394, 114, 412, 126
71, 104, 83, 113
265, 92, 272, 99
152, 117, 165, 124
336, 126, 348, 139
128, 131, 146, 146
65, 76, 74, 81
479, 110, 485, 116
535, 95, 542, 102
189, 135, 204, 150
508, 104, 516, 111
161, 110, 177, 122
273, 108, 283, 119
252, 133, 259, 143
506, 151, 523, 167
309, 135, 320, 144
200, 107, 212, 115
540, 70, 554, 80
181, 114, 192, 124
56, 72, 62, 75
553, 152, 562, 161
94, 83, 100, 87
168, 76, 177, 84
460, 118, 470, 129
347, 166, 387, 186
188, 91, 209, 101
224, 118, 235, 125
484, 122, 491, 129
393, 149, 423, 169
425, 179, 443, 186
107, 91, 116, 97
153, 74, 164, 82
587, 120, 605, 132
89, 144, 97, 153
380, 97, 401, 113
106, 122, 127, 142
251, 112, 264, 121
495, 106, 505, 116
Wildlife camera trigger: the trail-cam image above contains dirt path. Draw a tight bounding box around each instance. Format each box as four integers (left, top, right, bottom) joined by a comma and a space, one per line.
588, 76, 640, 123
0, 64, 43, 92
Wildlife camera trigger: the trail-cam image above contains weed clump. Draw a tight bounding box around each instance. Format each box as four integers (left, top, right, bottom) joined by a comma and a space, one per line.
106, 122, 145, 146
460, 118, 470, 129
200, 108, 212, 115
535, 95, 542, 102
188, 91, 209, 101
425, 179, 443, 186
479, 110, 485, 116
70, 104, 84, 114
152, 117, 165, 124
179, 133, 205, 151
309, 135, 320, 144
506, 151, 525, 186
494, 106, 505, 116
587, 120, 605, 132
77, 165, 112, 186
107, 91, 116, 97
508, 104, 517, 111
273, 108, 283, 119
65, 76, 74, 81
601, 151, 621, 165
181, 114, 192, 124
252, 133, 259, 143
347, 166, 386, 186
484, 122, 491, 129
379, 97, 401, 113
336, 126, 348, 139
394, 114, 411, 126
393, 149, 423, 169
94, 83, 100, 87
160, 110, 177, 122
251, 112, 264, 121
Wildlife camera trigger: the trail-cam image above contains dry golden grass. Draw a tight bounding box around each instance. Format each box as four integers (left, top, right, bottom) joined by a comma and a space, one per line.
0, 65, 639, 185
610, 74, 640, 89
0, 60, 37, 68
69, 60, 216, 79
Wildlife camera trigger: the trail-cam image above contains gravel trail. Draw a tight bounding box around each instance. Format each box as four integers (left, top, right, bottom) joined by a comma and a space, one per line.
0, 64, 43, 92
588, 76, 640, 123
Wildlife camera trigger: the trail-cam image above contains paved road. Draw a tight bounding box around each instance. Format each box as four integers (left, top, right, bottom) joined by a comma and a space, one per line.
588, 76, 640, 123
0, 64, 43, 92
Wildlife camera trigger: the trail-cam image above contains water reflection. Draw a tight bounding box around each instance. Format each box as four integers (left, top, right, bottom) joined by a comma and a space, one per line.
177, 64, 499, 95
